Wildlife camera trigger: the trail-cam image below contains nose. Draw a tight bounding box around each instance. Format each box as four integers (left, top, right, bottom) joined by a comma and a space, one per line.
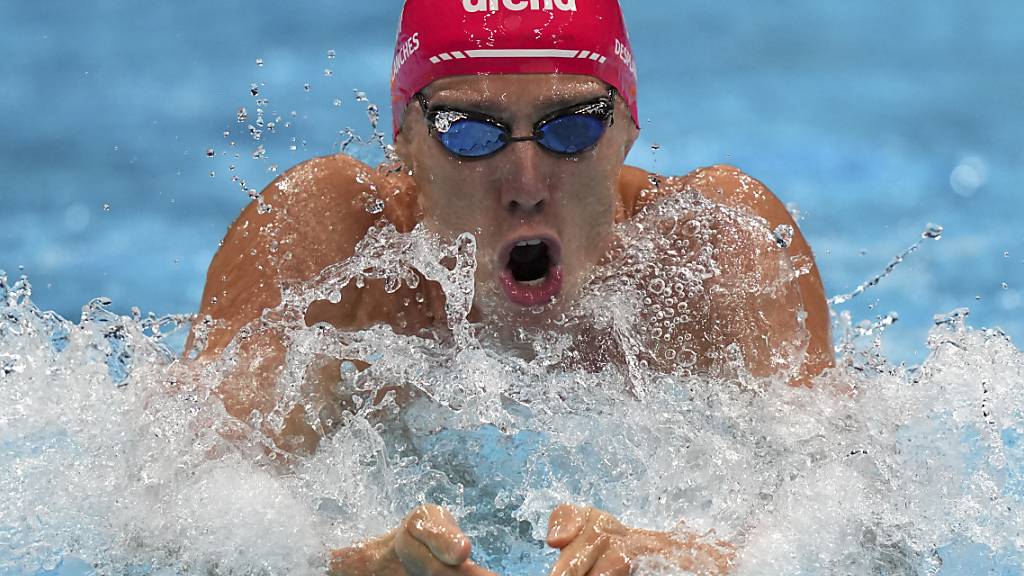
498, 140, 550, 214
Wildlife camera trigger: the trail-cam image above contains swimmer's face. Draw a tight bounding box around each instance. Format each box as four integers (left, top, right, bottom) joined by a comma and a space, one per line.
396, 74, 638, 323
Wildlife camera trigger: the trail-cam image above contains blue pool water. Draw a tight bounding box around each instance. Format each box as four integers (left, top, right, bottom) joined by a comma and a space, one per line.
1, 0, 1022, 360
1, 2, 1023, 575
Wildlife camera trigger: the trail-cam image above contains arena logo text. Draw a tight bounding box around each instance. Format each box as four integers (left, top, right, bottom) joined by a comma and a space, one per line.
462, 0, 577, 13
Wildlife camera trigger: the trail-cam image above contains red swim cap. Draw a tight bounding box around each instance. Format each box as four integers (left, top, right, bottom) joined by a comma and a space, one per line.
390, 0, 639, 137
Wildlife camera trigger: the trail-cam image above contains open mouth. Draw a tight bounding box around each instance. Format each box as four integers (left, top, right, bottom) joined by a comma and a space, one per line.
500, 237, 564, 307
508, 240, 552, 284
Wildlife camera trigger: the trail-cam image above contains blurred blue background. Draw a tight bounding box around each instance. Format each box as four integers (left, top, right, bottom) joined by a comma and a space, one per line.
1, 0, 1021, 361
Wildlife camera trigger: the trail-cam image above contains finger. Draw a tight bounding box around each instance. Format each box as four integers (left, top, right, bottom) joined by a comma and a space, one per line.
589, 546, 631, 576
547, 504, 587, 548
329, 532, 400, 576
459, 560, 500, 576
394, 526, 465, 576
405, 505, 472, 566
548, 532, 610, 576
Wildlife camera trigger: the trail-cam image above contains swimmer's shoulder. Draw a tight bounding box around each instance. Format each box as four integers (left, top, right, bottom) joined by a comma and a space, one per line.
261, 153, 419, 241
619, 163, 790, 226
194, 153, 419, 354
619, 163, 834, 383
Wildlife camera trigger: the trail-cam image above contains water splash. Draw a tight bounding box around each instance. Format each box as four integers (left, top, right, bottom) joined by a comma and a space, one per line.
2, 192, 1021, 575
829, 223, 944, 306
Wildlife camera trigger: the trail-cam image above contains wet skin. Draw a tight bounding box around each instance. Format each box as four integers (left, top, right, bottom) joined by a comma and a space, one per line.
191, 74, 832, 575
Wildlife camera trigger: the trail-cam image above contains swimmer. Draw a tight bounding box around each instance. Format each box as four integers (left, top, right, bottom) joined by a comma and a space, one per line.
192, 1, 833, 574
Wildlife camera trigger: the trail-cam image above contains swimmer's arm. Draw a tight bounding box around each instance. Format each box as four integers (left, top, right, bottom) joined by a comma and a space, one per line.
187, 154, 410, 454
667, 165, 833, 385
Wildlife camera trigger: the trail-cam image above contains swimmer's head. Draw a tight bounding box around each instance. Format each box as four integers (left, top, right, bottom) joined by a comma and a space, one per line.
390, 0, 639, 137
390, 1, 640, 323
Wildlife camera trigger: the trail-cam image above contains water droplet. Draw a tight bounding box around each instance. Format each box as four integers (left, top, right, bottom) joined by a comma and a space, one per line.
922, 223, 944, 240
209, 171, 216, 178
950, 156, 987, 197
252, 145, 266, 160
102, 203, 111, 212
365, 199, 385, 214
354, 90, 368, 102
255, 58, 264, 67
1002, 282, 1010, 290
323, 68, 333, 77
237, 107, 248, 123
327, 49, 336, 60
1004, 251, 1011, 258
303, 83, 311, 92
333, 99, 342, 108
250, 83, 259, 97
773, 224, 795, 248
650, 143, 661, 151
206, 148, 215, 157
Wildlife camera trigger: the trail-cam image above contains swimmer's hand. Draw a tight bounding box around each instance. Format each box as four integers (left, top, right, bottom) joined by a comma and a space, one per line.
329, 504, 497, 576
545, 504, 735, 576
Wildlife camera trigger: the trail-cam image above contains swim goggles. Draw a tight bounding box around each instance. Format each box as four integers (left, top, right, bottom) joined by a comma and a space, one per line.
414, 89, 616, 159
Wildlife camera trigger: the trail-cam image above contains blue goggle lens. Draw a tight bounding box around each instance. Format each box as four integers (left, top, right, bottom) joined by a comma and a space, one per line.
537, 114, 608, 154
437, 120, 507, 158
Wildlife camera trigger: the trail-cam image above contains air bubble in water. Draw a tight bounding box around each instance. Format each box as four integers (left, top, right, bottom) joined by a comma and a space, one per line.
365, 199, 385, 215
333, 99, 342, 108
1002, 282, 1010, 290
237, 107, 248, 123
250, 84, 259, 97
303, 83, 311, 92
206, 148, 215, 157
102, 203, 111, 212
324, 68, 333, 77
354, 90, 368, 102
255, 58, 264, 67
327, 49, 336, 60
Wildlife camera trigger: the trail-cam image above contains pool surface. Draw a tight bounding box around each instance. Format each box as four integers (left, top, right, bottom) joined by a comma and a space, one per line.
1, 1, 1023, 575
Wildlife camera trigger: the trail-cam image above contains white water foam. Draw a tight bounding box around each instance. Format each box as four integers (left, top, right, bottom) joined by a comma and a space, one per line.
1, 191, 1022, 575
